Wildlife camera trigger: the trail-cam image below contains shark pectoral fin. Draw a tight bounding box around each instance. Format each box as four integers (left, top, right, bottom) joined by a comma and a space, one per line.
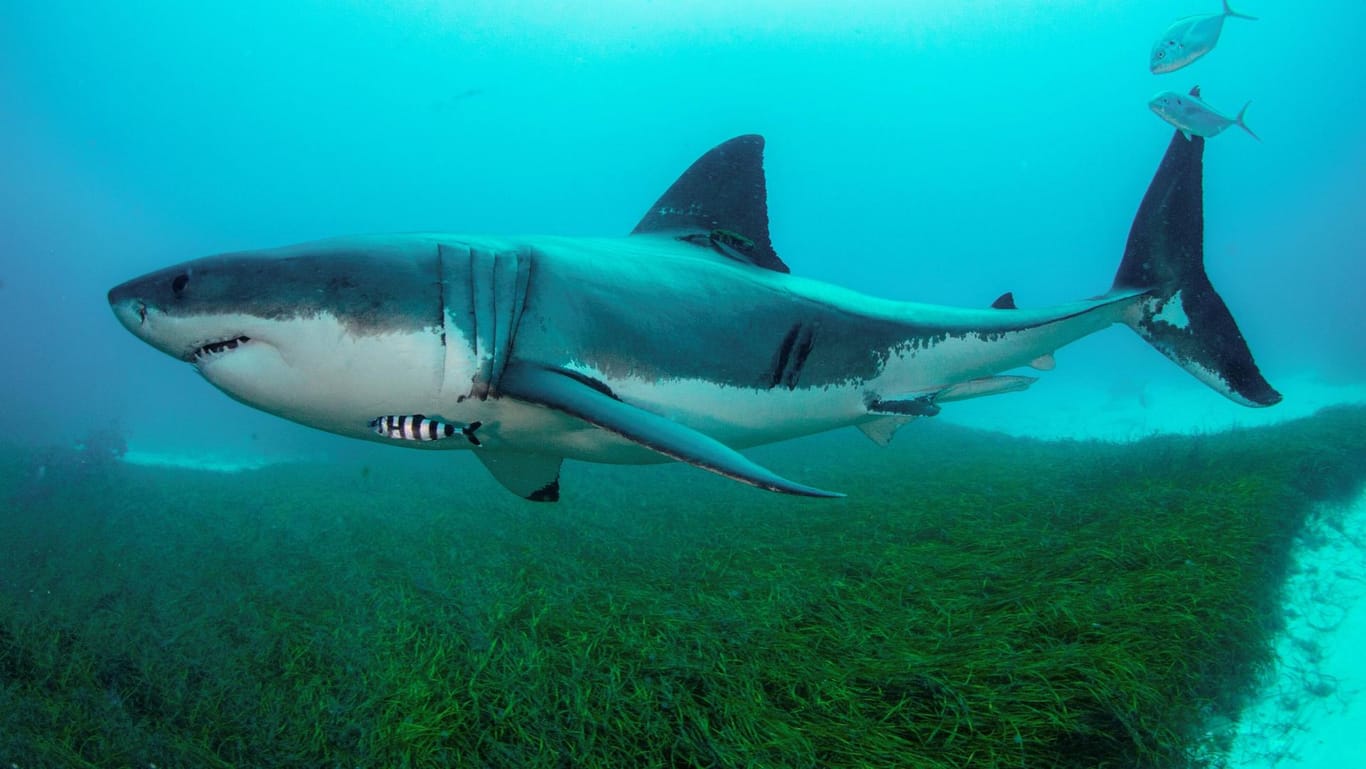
475, 451, 562, 502
498, 364, 843, 498
857, 416, 918, 447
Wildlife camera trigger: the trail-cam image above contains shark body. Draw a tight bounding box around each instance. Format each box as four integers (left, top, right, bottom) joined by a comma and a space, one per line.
109, 133, 1279, 501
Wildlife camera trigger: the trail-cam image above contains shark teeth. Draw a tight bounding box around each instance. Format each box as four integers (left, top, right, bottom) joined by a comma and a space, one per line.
192, 335, 252, 361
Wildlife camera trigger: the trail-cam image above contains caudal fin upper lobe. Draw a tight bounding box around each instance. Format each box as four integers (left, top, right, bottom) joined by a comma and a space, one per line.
1111, 131, 1280, 407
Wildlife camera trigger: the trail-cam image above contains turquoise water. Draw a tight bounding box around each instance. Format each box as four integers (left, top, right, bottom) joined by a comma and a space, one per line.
3, 1, 1363, 458
3, 2, 1366, 766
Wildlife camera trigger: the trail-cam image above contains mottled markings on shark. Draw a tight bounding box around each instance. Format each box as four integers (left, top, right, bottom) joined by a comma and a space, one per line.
869, 395, 941, 417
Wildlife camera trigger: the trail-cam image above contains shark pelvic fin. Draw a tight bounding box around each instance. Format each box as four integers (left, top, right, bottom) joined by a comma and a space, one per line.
936, 375, 1037, 401
630, 135, 789, 274
475, 452, 562, 502
873, 375, 1038, 410
864, 375, 1038, 436
498, 364, 842, 498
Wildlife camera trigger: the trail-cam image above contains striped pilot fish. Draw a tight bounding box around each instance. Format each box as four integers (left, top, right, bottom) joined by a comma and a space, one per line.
371, 414, 482, 446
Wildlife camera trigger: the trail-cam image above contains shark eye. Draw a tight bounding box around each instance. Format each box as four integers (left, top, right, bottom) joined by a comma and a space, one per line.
171, 273, 190, 293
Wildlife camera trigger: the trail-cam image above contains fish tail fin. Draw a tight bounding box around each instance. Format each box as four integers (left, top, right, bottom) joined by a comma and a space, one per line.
1111, 131, 1280, 407
1223, 0, 1258, 20
1236, 101, 1261, 141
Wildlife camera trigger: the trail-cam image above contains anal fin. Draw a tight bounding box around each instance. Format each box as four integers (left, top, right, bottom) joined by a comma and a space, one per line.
857, 416, 917, 447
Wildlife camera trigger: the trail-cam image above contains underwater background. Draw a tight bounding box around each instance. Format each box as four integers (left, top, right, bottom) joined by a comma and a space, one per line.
3, 1, 1365, 767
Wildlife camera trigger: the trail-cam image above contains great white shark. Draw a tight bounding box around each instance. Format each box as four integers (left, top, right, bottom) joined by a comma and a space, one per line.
109, 132, 1279, 501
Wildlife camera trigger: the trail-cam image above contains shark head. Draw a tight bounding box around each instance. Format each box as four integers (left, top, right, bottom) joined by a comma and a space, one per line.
108, 235, 465, 439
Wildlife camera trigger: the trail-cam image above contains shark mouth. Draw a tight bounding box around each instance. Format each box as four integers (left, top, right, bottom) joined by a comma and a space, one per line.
191, 335, 252, 362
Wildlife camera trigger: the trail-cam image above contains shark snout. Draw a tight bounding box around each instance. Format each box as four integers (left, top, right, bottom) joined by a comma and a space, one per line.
108, 281, 148, 334
107, 273, 149, 307
107, 275, 186, 358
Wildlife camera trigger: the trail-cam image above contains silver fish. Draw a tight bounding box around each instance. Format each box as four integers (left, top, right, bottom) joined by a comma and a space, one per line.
1149, 86, 1259, 141
1150, 0, 1257, 74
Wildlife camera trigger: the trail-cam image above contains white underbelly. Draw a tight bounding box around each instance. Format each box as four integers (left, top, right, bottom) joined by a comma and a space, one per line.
425, 371, 868, 464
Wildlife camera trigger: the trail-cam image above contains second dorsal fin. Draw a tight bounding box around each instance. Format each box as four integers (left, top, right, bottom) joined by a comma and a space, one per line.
630, 135, 789, 273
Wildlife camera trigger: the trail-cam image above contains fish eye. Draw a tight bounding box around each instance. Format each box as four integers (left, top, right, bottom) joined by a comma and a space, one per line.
1156, 50, 1165, 58
171, 273, 190, 293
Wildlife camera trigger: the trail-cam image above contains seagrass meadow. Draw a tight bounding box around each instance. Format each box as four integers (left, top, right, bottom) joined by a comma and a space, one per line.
2, 406, 1364, 769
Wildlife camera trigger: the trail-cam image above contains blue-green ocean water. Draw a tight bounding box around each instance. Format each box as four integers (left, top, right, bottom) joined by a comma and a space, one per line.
3, 2, 1366, 767
2, 0, 1363, 460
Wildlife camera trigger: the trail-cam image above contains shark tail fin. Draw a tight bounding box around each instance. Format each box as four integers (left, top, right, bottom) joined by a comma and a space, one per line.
1223, 0, 1258, 21
1111, 131, 1280, 407
1236, 102, 1261, 142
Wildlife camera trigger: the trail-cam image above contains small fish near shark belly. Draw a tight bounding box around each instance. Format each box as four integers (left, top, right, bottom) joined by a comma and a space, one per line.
371, 414, 483, 446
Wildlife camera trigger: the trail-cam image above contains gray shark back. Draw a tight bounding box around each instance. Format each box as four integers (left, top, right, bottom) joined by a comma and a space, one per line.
509, 235, 906, 390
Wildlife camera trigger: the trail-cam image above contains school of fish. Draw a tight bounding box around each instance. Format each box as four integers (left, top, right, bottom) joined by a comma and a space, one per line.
1148, 1, 1259, 141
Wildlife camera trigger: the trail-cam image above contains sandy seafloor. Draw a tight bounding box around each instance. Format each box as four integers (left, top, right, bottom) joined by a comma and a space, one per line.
119, 371, 1366, 768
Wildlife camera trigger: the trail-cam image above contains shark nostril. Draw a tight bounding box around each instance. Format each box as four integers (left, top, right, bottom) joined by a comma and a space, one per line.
138, 302, 147, 325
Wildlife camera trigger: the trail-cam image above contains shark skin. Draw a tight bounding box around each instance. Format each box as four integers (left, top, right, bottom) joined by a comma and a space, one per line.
109, 133, 1279, 501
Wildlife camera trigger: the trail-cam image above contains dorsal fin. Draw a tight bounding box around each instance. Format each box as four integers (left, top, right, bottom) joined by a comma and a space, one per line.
1189, 85, 1201, 98
991, 292, 1017, 309
630, 135, 788, 273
